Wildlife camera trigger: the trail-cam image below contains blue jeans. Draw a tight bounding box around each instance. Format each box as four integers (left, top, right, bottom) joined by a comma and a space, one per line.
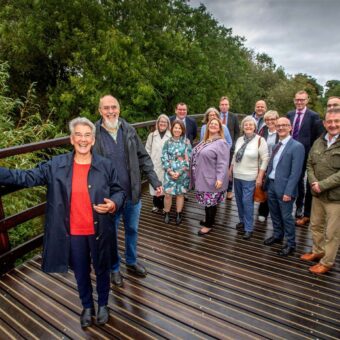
267, 181, 296, 247
234, 178, 256, 232
112, 199, 142, 272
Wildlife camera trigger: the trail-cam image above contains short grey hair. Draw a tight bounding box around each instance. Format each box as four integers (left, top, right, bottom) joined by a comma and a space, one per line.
240, 115, 257, 131
69, 117, 96, 135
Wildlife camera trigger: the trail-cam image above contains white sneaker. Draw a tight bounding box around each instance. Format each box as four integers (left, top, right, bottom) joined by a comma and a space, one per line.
151, 206, 159, 213
258, 216, 266, 222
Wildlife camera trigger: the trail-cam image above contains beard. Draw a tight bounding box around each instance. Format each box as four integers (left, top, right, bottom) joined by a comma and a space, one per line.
103, 117, 118, 130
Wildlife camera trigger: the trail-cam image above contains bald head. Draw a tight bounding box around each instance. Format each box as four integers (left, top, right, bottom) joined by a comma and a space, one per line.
276, 117, 292, 139
254, 100, 267, 118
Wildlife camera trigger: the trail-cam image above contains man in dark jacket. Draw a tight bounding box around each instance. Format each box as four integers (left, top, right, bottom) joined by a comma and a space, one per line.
287, 90, 322, 226
301, 107, 340, 274
219, 96, 240, 200
170, 102, 197, 146
93, 95, 162, 286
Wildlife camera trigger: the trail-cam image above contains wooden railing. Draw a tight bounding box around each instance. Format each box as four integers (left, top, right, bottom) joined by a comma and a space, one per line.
0, 115, 205, 274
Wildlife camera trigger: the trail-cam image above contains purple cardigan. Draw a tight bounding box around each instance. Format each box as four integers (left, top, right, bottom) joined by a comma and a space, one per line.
191, 139, 230, 192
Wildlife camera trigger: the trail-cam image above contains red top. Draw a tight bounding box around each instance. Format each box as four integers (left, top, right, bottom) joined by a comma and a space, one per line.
70, 162, 94, 235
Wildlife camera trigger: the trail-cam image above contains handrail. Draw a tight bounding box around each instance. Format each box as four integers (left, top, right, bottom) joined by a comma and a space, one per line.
0, 115, 205, 274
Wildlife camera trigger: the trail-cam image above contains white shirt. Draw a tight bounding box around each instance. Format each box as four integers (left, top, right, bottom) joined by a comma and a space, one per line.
324, 133, 339, 148
269, 135, 291, 180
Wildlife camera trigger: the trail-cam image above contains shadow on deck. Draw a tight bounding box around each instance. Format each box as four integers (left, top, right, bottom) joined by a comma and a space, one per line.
0, 192, 339, 339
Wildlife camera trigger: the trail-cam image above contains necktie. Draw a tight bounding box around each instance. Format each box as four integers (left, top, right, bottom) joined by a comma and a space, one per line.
292, 111, 302, 139
270, 142, 282, 162
222, 113, 226, 125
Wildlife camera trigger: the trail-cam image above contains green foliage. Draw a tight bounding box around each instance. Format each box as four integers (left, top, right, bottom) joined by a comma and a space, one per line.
0, 0, 331, 125
0, 62, 66, 250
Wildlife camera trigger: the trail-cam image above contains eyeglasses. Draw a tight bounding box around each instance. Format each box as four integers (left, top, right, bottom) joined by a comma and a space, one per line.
275, 124, 290, 128
265, 118, 277, 121
74, 132, 93, 138
102, 105, 118, 110
294, 99, 307, 102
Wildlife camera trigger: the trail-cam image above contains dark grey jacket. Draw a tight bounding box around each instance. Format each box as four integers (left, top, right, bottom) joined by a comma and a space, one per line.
94, 118, 161, 204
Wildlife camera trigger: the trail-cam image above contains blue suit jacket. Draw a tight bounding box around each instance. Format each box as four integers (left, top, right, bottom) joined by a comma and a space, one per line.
170, 115, 197, 146
286, 108, 323, 156
264, 138, 305, 198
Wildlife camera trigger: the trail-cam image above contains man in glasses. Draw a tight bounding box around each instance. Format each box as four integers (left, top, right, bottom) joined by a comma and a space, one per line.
301, 107, 340, 274
287, 90, 322, 226
94, 95, 163, 287
263, 118, 304, 256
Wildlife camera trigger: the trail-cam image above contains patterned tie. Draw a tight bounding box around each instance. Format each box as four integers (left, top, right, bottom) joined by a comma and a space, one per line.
292, 111, 302, 139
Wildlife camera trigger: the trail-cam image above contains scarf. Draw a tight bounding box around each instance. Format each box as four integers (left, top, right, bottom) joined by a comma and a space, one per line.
235, 133, 256, 163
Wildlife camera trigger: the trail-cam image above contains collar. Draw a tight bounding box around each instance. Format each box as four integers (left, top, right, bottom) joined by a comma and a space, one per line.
296, 107, 307, 114
279, 135, 291, 145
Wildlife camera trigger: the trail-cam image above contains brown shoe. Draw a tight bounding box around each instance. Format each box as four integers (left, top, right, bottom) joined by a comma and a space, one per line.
300, 253, 324, 262
226, 192, 233, 200
295, 217, 310, 226
309, 263, 332, 275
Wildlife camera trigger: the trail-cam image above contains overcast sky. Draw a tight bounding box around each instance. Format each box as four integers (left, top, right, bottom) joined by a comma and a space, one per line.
189, 0, 340, 89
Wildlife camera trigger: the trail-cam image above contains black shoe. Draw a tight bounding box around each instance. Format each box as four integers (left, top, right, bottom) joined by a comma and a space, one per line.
295, 207, 303, 218
111, 271, 123, 287
184, 196, 189, 202
80, 307, 95, 328
199, 220, 206, 226
176, 212, 183, 225
264, 236, 283, 246
243, 231, 252, 240
96, 305, 109, 325
278, 245, 295, 257
236, 222, 244, 230
126, 262, 147, 277
164, 212, 170, 224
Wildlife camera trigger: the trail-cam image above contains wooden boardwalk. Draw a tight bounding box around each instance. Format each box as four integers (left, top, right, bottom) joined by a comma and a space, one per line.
0, 192, 339, 339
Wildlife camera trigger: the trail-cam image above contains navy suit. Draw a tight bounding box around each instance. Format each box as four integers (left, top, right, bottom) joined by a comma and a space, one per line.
264, 138, 305, 247
170, 115, 197, 146
287, 108, 323, 217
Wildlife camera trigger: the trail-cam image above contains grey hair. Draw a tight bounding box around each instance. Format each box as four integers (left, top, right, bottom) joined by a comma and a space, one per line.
69, 117, 96, 135
240, 115, 257, 131
156, 114, 171, 131
264, 110, 279, 120
202, 107, 220, 123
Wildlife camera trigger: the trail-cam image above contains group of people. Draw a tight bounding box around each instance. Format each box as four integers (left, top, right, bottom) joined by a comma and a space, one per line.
0, 93, 339, 329
146, 93, 340, 274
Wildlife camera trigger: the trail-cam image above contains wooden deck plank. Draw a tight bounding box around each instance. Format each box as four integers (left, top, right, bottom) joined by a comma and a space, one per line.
0, 191, 339, 339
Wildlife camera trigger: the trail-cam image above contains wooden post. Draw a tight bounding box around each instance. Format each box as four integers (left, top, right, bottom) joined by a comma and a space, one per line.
0, 198, 10, 255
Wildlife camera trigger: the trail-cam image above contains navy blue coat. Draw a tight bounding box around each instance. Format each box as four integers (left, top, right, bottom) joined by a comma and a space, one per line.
264, 138, 305, 198
287, 108, 323, 157
0, 152, 125, 274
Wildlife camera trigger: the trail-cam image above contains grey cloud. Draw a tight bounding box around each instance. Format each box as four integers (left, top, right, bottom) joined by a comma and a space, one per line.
190, 0, 340, 86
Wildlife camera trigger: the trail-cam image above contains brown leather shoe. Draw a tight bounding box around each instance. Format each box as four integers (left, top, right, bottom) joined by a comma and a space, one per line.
309, 263, 332, 274
300, 253, 324, 262
295, 217, 310, 226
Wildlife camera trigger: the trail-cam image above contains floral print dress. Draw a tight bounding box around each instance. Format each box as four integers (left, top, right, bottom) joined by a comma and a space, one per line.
161, 137, 192, 195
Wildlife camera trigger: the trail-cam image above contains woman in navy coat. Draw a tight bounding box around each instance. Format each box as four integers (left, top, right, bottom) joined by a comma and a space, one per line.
0, 117, 125, 328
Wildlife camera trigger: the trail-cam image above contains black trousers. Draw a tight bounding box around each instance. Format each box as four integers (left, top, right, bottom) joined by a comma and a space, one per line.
258, 200, 269, 218
70, 235, 110, 308
295, 160, 312, 218
153, 195, 164, 209
227, 151, 234, 192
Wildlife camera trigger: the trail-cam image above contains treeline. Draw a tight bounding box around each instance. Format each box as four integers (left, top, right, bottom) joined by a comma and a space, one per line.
0, 0, 339, 130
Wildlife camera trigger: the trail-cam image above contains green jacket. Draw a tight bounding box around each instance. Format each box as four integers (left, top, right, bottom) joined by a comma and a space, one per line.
307, 133, 340, 202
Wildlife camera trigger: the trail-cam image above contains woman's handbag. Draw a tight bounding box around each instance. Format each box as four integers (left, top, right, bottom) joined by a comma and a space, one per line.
254, 183, 267, 203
